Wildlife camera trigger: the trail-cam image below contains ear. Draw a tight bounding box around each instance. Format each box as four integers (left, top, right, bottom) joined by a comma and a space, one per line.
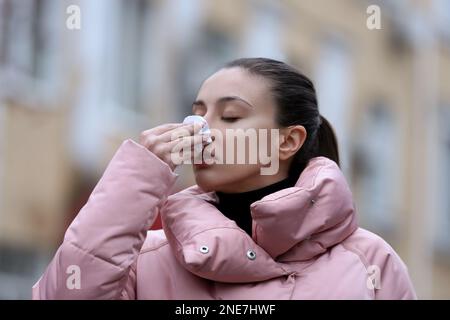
279, 125, 307, 161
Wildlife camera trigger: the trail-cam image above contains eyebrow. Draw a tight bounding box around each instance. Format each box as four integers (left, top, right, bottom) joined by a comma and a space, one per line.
192, 96, 255, 109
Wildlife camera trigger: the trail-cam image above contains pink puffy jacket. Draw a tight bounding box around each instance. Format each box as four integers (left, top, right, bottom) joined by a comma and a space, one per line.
32, 139, 417, 299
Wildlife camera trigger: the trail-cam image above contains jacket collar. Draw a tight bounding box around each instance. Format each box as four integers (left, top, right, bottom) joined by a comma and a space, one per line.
160, 157, 358, 282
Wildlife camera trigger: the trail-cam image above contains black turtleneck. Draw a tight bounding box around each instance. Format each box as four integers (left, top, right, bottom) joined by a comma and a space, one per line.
213, 174, 299, 236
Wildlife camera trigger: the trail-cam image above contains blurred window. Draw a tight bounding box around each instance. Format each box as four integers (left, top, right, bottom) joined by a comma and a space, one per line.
353, 102, 399, 234
435, 106, 450, 254
243, 0, 285, 61
0, 105, 4, 228
315, 36, 352, 173
0, 0, 57, 80
0, 245, 48, 299
178, 27, 236, 115
433, 0, 450, 41
104, 0, 151, 114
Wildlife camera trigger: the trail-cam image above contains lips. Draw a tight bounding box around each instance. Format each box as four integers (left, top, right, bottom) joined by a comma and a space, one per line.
194, 162, 210, 169
193, 146, 216, 168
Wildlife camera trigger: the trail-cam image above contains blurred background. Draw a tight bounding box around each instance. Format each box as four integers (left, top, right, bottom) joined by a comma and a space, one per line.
0, 0, 449, 299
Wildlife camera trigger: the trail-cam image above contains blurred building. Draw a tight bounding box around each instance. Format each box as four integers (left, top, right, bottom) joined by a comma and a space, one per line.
0, 0, 449, 298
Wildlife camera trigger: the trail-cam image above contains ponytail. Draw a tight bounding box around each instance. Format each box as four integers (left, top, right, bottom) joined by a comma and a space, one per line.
288, 115, 341, 179
316, 115, 340, 166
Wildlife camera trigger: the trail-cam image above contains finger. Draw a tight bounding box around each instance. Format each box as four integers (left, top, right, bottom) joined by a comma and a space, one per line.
143, 122, 186, 136
168, 135, 207, 165
159, 122, 203, 142
166, 134, 207, 152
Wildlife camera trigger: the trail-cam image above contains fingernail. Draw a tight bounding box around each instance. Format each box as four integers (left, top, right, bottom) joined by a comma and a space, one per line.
202, 135, 212, 144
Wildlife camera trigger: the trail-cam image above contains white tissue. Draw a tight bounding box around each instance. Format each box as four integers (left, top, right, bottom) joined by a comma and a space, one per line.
182, 115, 212, 144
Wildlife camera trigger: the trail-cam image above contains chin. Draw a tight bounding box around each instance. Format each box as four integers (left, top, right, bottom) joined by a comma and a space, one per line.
194, 175, 218, 192
194, 165, 230, 192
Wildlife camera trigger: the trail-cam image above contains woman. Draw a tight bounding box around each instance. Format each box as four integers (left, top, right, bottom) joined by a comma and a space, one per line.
32, 58, 417, 299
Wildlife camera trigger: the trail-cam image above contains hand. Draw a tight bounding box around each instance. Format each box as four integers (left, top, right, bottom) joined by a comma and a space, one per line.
139, 122, 207, 171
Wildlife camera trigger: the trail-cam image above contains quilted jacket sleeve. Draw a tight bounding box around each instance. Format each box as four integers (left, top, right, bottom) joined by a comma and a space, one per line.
32, 139, 178, 299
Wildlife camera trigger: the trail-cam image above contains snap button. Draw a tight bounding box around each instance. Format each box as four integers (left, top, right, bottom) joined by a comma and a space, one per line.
246, 249, 256, 260
200, 245, 209, 254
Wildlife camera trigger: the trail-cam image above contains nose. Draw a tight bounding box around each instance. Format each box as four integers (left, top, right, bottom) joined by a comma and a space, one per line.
203, 113, 213, 127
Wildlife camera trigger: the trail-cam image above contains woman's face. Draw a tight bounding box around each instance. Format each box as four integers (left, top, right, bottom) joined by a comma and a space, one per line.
191, 67, 290, 193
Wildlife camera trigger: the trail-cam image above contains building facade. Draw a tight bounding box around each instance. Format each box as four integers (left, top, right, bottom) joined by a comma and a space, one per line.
0, 0, 449, 298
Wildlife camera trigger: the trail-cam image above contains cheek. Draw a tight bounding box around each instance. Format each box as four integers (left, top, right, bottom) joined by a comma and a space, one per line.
212, 129, 276, 164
